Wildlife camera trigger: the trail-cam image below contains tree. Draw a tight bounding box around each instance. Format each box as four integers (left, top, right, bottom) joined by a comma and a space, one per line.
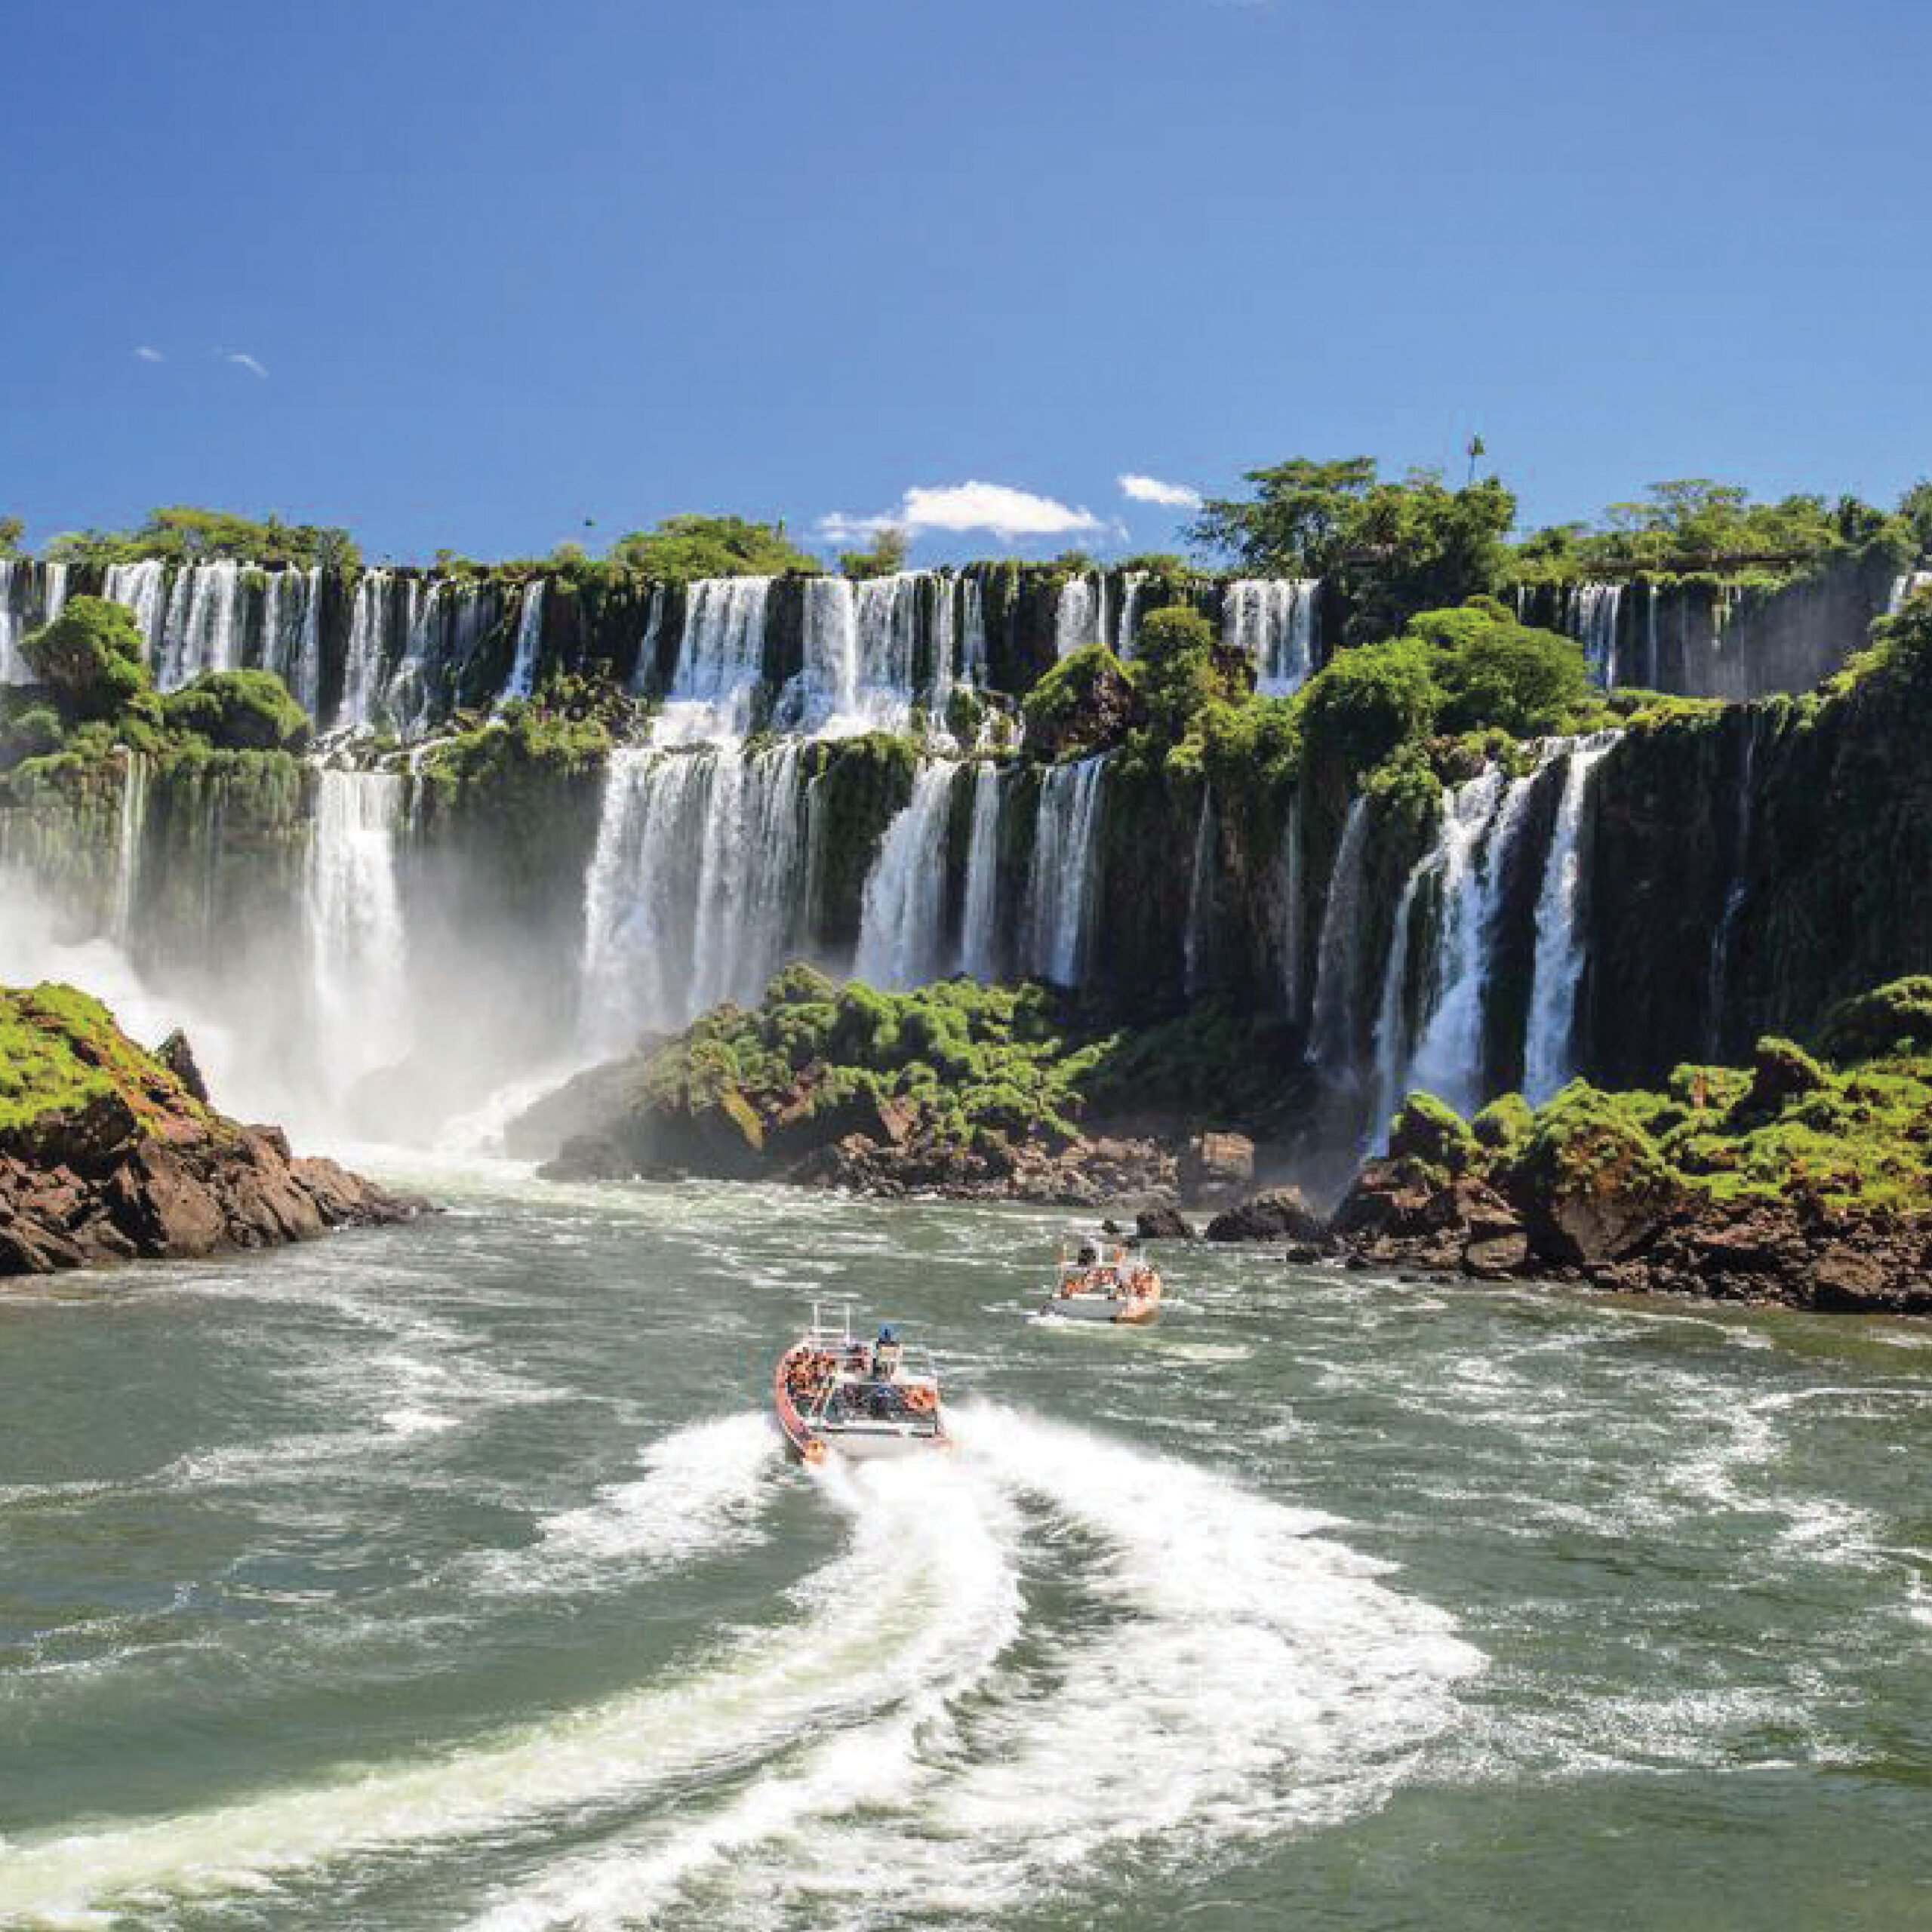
1900, 478, 1932, 561
1411, 607, 1592, 737
1134, 604, 1251, 740
0, 516, 23, 559
45, 507, 359, 571
607, 514, 820, 581
1189, 457, 1516, 643
838, 525, 909, 580
21, 596, 154, 722
1297, 637, 1441, 780
161, 669, 312, 752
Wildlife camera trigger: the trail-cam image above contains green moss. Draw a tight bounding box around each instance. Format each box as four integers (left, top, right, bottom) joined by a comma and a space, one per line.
0, 982, 211, 1143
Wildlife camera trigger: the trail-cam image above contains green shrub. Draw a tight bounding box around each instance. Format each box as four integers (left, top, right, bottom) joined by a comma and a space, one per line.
21, 596, 152, 724
162, 669, 312, 752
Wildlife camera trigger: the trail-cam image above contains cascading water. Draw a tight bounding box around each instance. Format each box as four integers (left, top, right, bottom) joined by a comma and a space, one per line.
1026, 757, 1106, 986
1522, 732, 1620, 1104
577, 742, 808, 1052
1054, 573, 1103, 658
1570, 583, 1624, 686
261, 568, 324, 716
1223, 580, 1320, 696
111, 752, 151, 948
960, 577, 989, 686
1309, 795, 1372, 1078
1888, 571, 1932, 614
337, 569, 395, 730
1279, 794, 1306, 1021
155, 561, 245, 688
0, 561, 22, 684
1705, 715, 1763, 1059
1183, 788, 1217, 995
629, 583, 669, 693
502, 581, 545, 702
1116, 571, 1149, 658
657, 578, 773, 743
102, 559, 168, 657
1372, 760, 1549, 1140
854, 762, 960, 989
304, 768, 409, 1099
958, 762, 1004, 980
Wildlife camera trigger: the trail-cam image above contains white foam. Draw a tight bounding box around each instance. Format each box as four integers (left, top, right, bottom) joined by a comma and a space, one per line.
487, 1412, 781, 1588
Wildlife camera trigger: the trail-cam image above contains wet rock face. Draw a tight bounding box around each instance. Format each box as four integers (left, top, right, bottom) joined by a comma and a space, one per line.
1179, 1131, 1256, 1205
1205, 1186, 1325, 1244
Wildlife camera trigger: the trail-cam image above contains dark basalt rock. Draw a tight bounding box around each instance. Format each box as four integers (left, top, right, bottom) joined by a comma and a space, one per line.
1136, 1204, 1197, 1241
1204, 1186, 1325, 1244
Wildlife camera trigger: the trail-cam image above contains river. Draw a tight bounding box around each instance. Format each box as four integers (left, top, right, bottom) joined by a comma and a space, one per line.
2, 1161, 1930, 1929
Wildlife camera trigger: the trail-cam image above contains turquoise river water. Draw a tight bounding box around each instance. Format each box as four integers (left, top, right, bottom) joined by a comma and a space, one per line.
2, 1161, 1930, 1930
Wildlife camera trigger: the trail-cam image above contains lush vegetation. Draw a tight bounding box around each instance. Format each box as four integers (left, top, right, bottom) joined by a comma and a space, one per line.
20, 597, 156, 725
1512, 478, 1915, 580
632, 964, 1299, 1162
0, 983, 211, 1145
162, 670, 312, 753
1190, 457, 1517, 645
1387, 974, 1932, 1215
46, 506, 358, 571
605, 514, 820, 582
837, 526, 909, 580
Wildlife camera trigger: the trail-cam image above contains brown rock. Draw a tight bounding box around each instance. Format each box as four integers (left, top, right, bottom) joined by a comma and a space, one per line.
1205, 1186, 1325, 1244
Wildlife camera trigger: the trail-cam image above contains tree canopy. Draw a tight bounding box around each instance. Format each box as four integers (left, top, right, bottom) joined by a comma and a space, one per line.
47, 507, 358, 572
20, 596, 155, 723
606, 514, 819, 581
1189, 458, 1517, 644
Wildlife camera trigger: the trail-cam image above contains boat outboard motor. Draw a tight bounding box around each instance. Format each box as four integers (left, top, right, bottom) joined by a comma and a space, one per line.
1077, 1241, 1100, 1266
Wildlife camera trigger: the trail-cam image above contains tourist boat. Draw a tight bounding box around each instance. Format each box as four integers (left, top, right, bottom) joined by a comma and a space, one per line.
1038, 1236, 1163, 1325
774, 1302, 948, 1463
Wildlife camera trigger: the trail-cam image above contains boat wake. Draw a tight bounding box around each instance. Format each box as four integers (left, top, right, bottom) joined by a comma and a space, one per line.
0, 1407, 1479, 1930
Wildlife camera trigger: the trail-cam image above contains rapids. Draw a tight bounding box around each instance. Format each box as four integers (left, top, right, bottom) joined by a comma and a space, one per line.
3, 1166, 1930, 1929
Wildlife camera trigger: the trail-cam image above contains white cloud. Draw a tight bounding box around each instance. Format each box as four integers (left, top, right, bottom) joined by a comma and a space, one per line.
224, 350, 269, 379
818, 479, 1103, 547
1118, 472, 1202, 509
134, 345, 164, 363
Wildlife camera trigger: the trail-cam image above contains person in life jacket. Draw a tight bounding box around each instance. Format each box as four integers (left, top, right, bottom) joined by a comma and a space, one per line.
871, 1325, 903, 1380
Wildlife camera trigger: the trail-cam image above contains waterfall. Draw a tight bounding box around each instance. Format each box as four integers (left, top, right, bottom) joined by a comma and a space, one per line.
854, 761, 959, 989
795, 571, 960, 736
155, 561, 245, 688
304, 769, 409, 1094
1026, 755, 1107, 985
0, 561, 20, 683
1279, 793, 1306, 1021
502, 581, 545, 702
260, 568, 322, 715
1571, 583, 1623, 686
1182, 788, 1217, 995
1889, 571, 1932, 614
1309, 795, 1372, 1077
1223, 579, 1320, 696
1522, 732, 1620, 1103
111, 752, 151, 947
961, 576, 989, 685
42, 561, 69, 629
1117, 571, 1149, 658
629, 583, 669, 693
337, 570, 393, 730
958, 762, 1004, 980
1373, 761, 1549, 1138
1705, 715, 1763, 1058
103, 560, 168, 657
1054, 572, 1103, 657
657, 577, 772, 743
577, 741, 808, 1051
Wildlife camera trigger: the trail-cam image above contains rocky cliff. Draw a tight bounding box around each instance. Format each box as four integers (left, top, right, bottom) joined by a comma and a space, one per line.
0, 983, 415, 1277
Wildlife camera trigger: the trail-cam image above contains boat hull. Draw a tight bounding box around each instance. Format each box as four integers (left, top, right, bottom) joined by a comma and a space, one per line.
1040, 1294, 1160, 1326
774, 1340, 946, 1463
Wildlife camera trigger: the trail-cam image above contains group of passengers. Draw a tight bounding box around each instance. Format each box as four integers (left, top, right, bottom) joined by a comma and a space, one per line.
1058, 1240, 1160, 1300
783, 1327, 907, 1409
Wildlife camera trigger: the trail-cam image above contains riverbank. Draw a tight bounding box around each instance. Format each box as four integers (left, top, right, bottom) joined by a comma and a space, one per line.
0, 982, 417, 1277
1323, 980, 1932, 1315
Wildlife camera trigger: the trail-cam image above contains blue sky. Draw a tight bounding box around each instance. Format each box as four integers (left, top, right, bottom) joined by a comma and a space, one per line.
5, 0, 1927, 565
